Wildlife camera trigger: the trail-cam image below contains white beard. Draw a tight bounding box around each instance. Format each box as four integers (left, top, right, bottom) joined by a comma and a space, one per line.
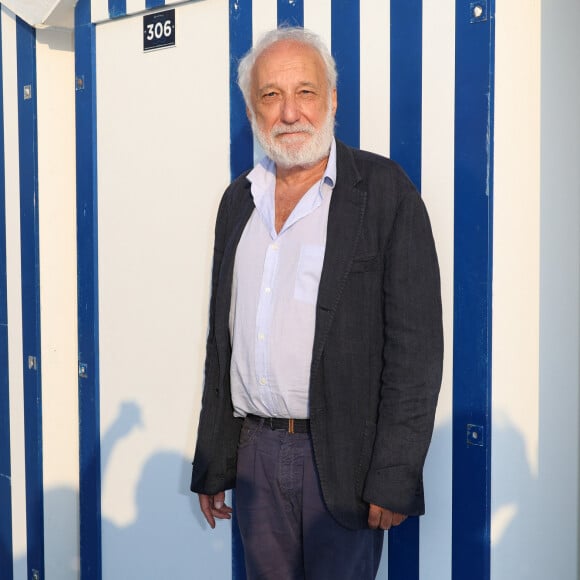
251, 106, 335, 169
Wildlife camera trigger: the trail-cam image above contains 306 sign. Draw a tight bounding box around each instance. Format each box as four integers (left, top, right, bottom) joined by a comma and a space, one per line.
143, 9, 175, 52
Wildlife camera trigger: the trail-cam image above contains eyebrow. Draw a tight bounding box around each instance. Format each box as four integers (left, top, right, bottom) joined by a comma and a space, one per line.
257, 81, 319, 93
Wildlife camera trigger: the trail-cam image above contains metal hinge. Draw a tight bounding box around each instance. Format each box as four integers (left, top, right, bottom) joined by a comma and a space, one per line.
467, 424, 484, 447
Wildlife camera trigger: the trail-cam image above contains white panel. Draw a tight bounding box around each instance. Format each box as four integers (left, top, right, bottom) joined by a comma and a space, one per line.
35, 27, 79, 580
491, 1, 542, 578
303, 0, 331, 50
2, 6, 28, 579
252, 0, 277, 43
359, 0, 389, 156
91, 0, 109, 24
538, 0, 580, 578
96, 1, 231, 577
420, 1, 455, 578
125, 0, 144, 17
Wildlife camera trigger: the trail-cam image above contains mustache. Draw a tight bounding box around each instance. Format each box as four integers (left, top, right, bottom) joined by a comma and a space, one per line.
271, 123, 315, 137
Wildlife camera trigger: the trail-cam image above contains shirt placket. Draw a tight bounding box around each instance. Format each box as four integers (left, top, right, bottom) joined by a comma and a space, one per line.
255, 238, 281, 415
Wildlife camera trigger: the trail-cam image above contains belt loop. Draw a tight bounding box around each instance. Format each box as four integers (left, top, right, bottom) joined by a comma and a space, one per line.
288, 418, 295, 434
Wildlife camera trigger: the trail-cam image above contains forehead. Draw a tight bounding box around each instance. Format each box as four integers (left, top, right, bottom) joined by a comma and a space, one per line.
252, 40, 327, 88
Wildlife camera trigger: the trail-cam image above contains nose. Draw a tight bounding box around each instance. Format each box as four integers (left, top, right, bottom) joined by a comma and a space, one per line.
280, 95, 300, 124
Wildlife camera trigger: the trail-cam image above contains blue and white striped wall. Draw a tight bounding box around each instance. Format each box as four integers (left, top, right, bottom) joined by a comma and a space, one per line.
1, 0, 579, 578
1, 6, 78, 580
75, 2, 475, 578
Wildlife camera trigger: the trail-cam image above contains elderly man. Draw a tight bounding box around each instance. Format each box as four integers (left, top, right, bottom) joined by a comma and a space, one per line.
191, 27, 443, 580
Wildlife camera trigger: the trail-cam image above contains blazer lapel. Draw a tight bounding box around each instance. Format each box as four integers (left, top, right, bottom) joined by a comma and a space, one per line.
214, 180, 254, 363
312, 142, 367, 373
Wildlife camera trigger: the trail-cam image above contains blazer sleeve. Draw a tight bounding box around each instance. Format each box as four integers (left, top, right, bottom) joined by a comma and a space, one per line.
190, 188, 231, 494
362, 167, 443, 515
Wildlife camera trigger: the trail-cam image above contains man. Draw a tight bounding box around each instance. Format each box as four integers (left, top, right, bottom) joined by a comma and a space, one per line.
191, 27, 443, 580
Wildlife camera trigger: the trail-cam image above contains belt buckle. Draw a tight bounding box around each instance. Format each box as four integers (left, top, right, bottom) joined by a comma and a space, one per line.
288, 418, 295, 434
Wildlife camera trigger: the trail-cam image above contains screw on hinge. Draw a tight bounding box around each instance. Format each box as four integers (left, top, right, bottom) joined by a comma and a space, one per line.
23, 84, 32, 100
32, 570, 40, 580
27, 355, 37, 371
79, 362, 88, 378
467, 424, 484, 447
470, 1, 488, 23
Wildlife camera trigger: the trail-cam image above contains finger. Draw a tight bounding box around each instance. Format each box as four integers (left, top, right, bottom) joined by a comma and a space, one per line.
379, 509, 393, 531
368, 504, 382, 529
391, 513, 407, 527
213, 505, 232, 520
213, 491, 225, 510
212, 491, 233, 519
198, 494, 216, 529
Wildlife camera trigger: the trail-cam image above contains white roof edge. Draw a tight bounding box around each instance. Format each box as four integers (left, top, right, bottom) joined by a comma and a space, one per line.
2, 0, 76, 29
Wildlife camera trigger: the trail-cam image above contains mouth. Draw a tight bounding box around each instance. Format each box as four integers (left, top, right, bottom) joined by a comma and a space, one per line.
276, 131, 309, 140
273, 129, 314, 147
272, 124, 314, 138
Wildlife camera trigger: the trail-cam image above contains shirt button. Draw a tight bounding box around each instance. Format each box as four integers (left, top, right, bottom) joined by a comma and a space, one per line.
258, 333, 265, 341
264, 287, 271, 294
259, 377, 267, 385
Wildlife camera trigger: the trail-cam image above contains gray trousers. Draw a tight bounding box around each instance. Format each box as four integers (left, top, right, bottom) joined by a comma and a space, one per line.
235, 416, 384, 580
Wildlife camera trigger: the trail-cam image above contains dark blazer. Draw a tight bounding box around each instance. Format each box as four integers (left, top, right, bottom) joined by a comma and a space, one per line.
191, 140, 443, 530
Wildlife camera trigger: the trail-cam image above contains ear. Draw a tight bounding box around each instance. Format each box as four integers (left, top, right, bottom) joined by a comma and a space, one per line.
246, 106, 253, 122
331, 88, 337, 115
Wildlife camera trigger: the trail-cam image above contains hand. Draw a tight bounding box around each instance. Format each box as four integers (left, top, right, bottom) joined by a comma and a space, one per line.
368, 504, 407, 530
198, 492, 232, 529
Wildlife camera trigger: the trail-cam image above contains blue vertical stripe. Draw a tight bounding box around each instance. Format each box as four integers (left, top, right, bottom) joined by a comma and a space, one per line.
16, 16, 44, 580
229, 2, 252, 578
452, 1, 494, 579
331, 0, 360, 148
108, 0, 126, 19
229, 0, 253, 180
0, 9, 14, 580
75, 0, 102, 579
146, 0, 165, 10
387, 2, 423, 578
390, 0, 422, 189
277, 0, 304, 27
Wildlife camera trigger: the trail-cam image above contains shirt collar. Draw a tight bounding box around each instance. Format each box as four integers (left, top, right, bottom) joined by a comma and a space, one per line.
247, 138, 337, 199
247, 139, 336, 239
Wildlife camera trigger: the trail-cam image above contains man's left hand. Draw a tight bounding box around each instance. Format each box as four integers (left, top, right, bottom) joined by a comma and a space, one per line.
368, 504, 408, 530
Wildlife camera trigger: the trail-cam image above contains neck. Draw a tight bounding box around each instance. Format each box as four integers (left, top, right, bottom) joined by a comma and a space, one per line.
275, 155, 329, 188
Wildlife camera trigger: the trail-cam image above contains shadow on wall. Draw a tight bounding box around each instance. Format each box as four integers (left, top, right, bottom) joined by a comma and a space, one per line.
490, 414, 541, 579
11, 404, 542, 579
13, 402, 231, 580
419, 412, 539, 580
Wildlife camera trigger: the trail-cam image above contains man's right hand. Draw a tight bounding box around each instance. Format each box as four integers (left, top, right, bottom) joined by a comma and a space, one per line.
198, 492, 232, 528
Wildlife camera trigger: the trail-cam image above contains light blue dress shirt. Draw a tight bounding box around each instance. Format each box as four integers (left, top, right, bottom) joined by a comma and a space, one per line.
229, 140, 337, 419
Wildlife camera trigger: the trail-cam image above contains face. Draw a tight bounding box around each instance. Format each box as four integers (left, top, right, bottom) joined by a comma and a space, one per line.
248, 40, 337, 169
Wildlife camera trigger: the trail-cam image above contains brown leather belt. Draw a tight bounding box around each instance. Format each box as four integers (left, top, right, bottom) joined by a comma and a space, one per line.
247, 414, 310, 434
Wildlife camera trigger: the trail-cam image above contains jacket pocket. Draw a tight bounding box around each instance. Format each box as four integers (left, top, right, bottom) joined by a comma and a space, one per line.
350, 254, 379, 273
238, 419, 261, 449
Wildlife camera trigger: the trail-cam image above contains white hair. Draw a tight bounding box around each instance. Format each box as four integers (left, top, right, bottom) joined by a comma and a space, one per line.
237, 27, 337, 114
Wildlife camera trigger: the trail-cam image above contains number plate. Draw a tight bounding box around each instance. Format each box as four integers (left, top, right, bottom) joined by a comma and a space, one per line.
143, 9, 175, 52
